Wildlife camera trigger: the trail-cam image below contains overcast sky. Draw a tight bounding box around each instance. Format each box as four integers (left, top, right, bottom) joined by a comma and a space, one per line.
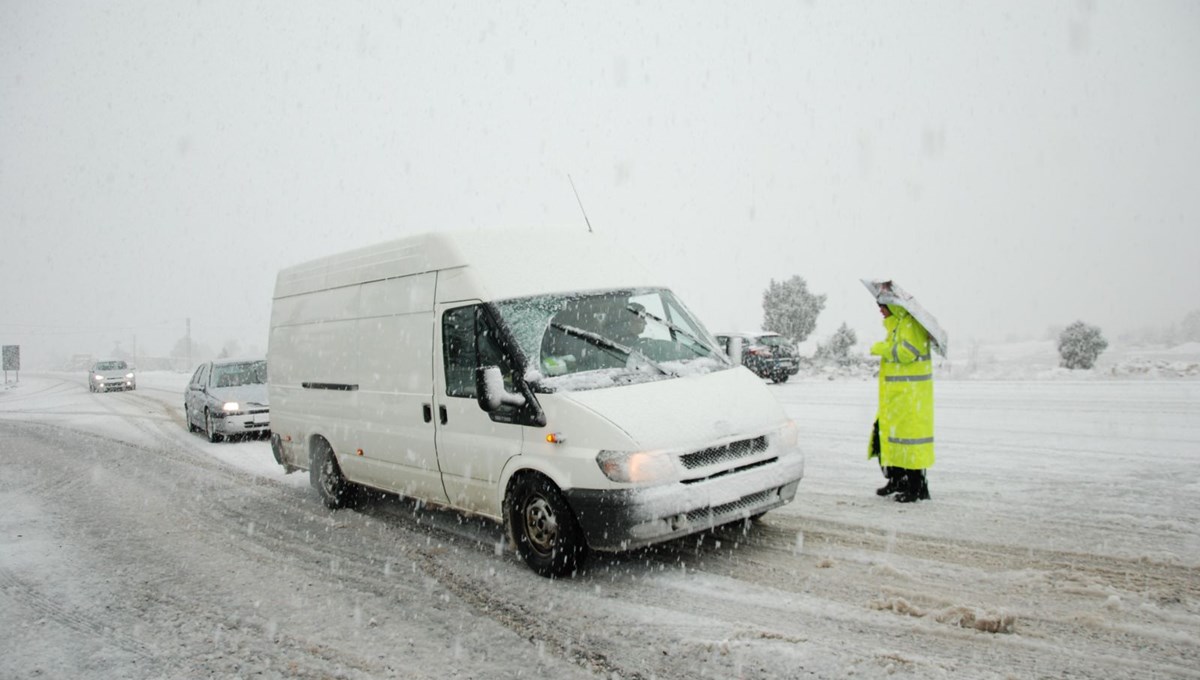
2, 1, 1198, 367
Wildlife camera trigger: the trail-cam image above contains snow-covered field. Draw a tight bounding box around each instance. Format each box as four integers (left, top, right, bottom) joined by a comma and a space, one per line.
1, 368, 1198, 678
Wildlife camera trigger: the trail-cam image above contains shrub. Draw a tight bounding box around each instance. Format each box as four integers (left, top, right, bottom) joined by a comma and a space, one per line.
816, 322, 857, 365
1058, 321, 1108, 369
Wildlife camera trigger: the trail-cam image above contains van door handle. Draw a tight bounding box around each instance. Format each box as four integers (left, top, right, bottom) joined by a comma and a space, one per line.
439, 405, 448, 425
422, 404, 432, 423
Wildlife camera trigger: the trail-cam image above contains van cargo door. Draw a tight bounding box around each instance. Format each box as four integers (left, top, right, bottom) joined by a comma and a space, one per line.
341, 273, 448, 503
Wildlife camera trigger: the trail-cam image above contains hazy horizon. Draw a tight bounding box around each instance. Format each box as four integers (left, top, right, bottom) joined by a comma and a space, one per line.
3, 1, 1198, 368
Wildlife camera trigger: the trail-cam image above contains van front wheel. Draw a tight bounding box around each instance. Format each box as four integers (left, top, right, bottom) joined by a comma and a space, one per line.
507, 475, 587, 578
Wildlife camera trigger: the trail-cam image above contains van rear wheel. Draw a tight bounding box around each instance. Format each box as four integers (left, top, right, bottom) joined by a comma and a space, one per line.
312, 441, 352, 509
507, 475, 587, 578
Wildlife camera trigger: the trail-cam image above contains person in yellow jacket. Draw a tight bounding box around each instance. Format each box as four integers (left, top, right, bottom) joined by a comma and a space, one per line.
869, 302, 934, 502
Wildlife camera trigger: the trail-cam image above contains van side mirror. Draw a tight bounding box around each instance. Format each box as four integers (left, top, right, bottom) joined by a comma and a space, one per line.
475, 366, 526, 412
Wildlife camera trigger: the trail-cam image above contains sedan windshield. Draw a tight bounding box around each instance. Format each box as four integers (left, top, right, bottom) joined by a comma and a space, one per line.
210, 361, 267, 388
95, 361, 127, 371
492, 288, 730, 392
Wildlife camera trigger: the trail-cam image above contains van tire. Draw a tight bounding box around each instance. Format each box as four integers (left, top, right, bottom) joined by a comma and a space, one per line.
507, 474, 587, 578
312, 440, 352, 509
204, 409, 223, 442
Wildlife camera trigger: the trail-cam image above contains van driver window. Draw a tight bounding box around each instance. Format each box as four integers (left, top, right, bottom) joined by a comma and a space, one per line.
442, 305, 515, 399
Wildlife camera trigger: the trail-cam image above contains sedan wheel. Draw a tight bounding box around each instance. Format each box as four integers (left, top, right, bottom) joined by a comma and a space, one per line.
204, 409, 224, 443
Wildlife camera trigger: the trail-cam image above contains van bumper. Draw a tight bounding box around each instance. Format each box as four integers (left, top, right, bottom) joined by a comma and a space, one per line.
563, 453, 804, 552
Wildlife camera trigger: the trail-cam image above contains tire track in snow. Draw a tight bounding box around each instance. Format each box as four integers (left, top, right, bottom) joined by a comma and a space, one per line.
0, 566, 155, 661
697, 514, 1200, 676
2, 421, 409, 679
12, 419, 612, 678
198, 484, 650, 679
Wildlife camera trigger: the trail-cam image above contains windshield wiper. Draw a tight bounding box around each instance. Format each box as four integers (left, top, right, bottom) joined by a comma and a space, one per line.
630, 308, 728, 364
548, 322, 672, 376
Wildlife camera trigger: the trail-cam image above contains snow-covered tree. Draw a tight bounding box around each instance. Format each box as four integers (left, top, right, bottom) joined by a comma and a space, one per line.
762, 276, 826, 343
217, 339, 242, 359
1181, 309, 1200, 343
815, 322, 857, 365
1058, 321, 1108, 370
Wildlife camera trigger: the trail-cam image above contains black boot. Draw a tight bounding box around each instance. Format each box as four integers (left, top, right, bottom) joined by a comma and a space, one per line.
876, 467, 903, 496
894, 470, 928, 503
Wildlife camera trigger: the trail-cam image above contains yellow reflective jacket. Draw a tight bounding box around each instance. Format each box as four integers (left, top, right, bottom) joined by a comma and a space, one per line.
869, 305, 935, 470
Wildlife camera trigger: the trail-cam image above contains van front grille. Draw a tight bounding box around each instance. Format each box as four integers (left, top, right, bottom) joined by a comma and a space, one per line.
679, 435, 768, 469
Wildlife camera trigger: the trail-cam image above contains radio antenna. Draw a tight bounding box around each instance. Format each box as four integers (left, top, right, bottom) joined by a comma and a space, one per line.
567, 174, 593, 233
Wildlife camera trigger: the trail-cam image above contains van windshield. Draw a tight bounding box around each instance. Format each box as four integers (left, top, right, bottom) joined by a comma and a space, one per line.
492, 288, 731, 392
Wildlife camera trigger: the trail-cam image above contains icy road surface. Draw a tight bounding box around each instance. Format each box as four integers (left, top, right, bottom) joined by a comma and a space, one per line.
1, 372, 1197, 679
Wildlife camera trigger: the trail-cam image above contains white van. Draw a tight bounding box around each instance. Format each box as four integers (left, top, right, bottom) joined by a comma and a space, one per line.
268, 230, 804, 577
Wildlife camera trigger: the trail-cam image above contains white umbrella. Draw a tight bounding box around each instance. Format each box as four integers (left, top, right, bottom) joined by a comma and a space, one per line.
861, 279, 948, 358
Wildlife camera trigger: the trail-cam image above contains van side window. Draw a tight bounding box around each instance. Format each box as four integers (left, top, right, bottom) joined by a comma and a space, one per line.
442, 305, 517, 399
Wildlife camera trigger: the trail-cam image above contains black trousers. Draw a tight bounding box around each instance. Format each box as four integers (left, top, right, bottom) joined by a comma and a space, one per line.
872, 421, 902, 479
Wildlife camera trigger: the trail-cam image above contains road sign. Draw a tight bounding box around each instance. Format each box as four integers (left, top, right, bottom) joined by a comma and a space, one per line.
2, 345, 18, 371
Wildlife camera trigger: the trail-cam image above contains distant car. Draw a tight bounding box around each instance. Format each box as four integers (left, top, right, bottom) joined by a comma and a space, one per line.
715, 332, 800, 383
89, 360, 136, 392
184, 359, 270, 442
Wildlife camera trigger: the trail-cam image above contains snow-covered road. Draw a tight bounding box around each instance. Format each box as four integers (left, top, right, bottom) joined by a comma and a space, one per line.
1, 373, 1197, 679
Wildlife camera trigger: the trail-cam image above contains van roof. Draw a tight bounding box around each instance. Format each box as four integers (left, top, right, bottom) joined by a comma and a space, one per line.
274, 230, 661, 301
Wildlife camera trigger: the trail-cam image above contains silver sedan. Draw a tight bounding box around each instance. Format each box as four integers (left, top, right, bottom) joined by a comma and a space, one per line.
89, 360, 136, 392
184, 359, 270, 442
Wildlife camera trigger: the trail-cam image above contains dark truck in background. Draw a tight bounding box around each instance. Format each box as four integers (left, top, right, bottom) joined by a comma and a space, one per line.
715, 332, 801, 383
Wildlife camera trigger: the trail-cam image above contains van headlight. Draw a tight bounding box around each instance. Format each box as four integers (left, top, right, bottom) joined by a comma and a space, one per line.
596, 450, 677, 484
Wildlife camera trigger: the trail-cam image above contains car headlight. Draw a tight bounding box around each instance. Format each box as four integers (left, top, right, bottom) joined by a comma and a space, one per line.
93, 375, 103, 381
222, 402, 240, 412
597, 449, 677, 484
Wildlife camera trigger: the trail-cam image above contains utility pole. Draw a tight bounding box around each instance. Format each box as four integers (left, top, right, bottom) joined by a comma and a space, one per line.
186, 318, 192, 370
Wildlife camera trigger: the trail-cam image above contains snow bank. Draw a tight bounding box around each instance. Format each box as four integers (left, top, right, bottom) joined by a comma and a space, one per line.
787, 340, 1200, 381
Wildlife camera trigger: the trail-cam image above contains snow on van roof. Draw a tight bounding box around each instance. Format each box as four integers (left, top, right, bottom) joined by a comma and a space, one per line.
273, 229, 662, 301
